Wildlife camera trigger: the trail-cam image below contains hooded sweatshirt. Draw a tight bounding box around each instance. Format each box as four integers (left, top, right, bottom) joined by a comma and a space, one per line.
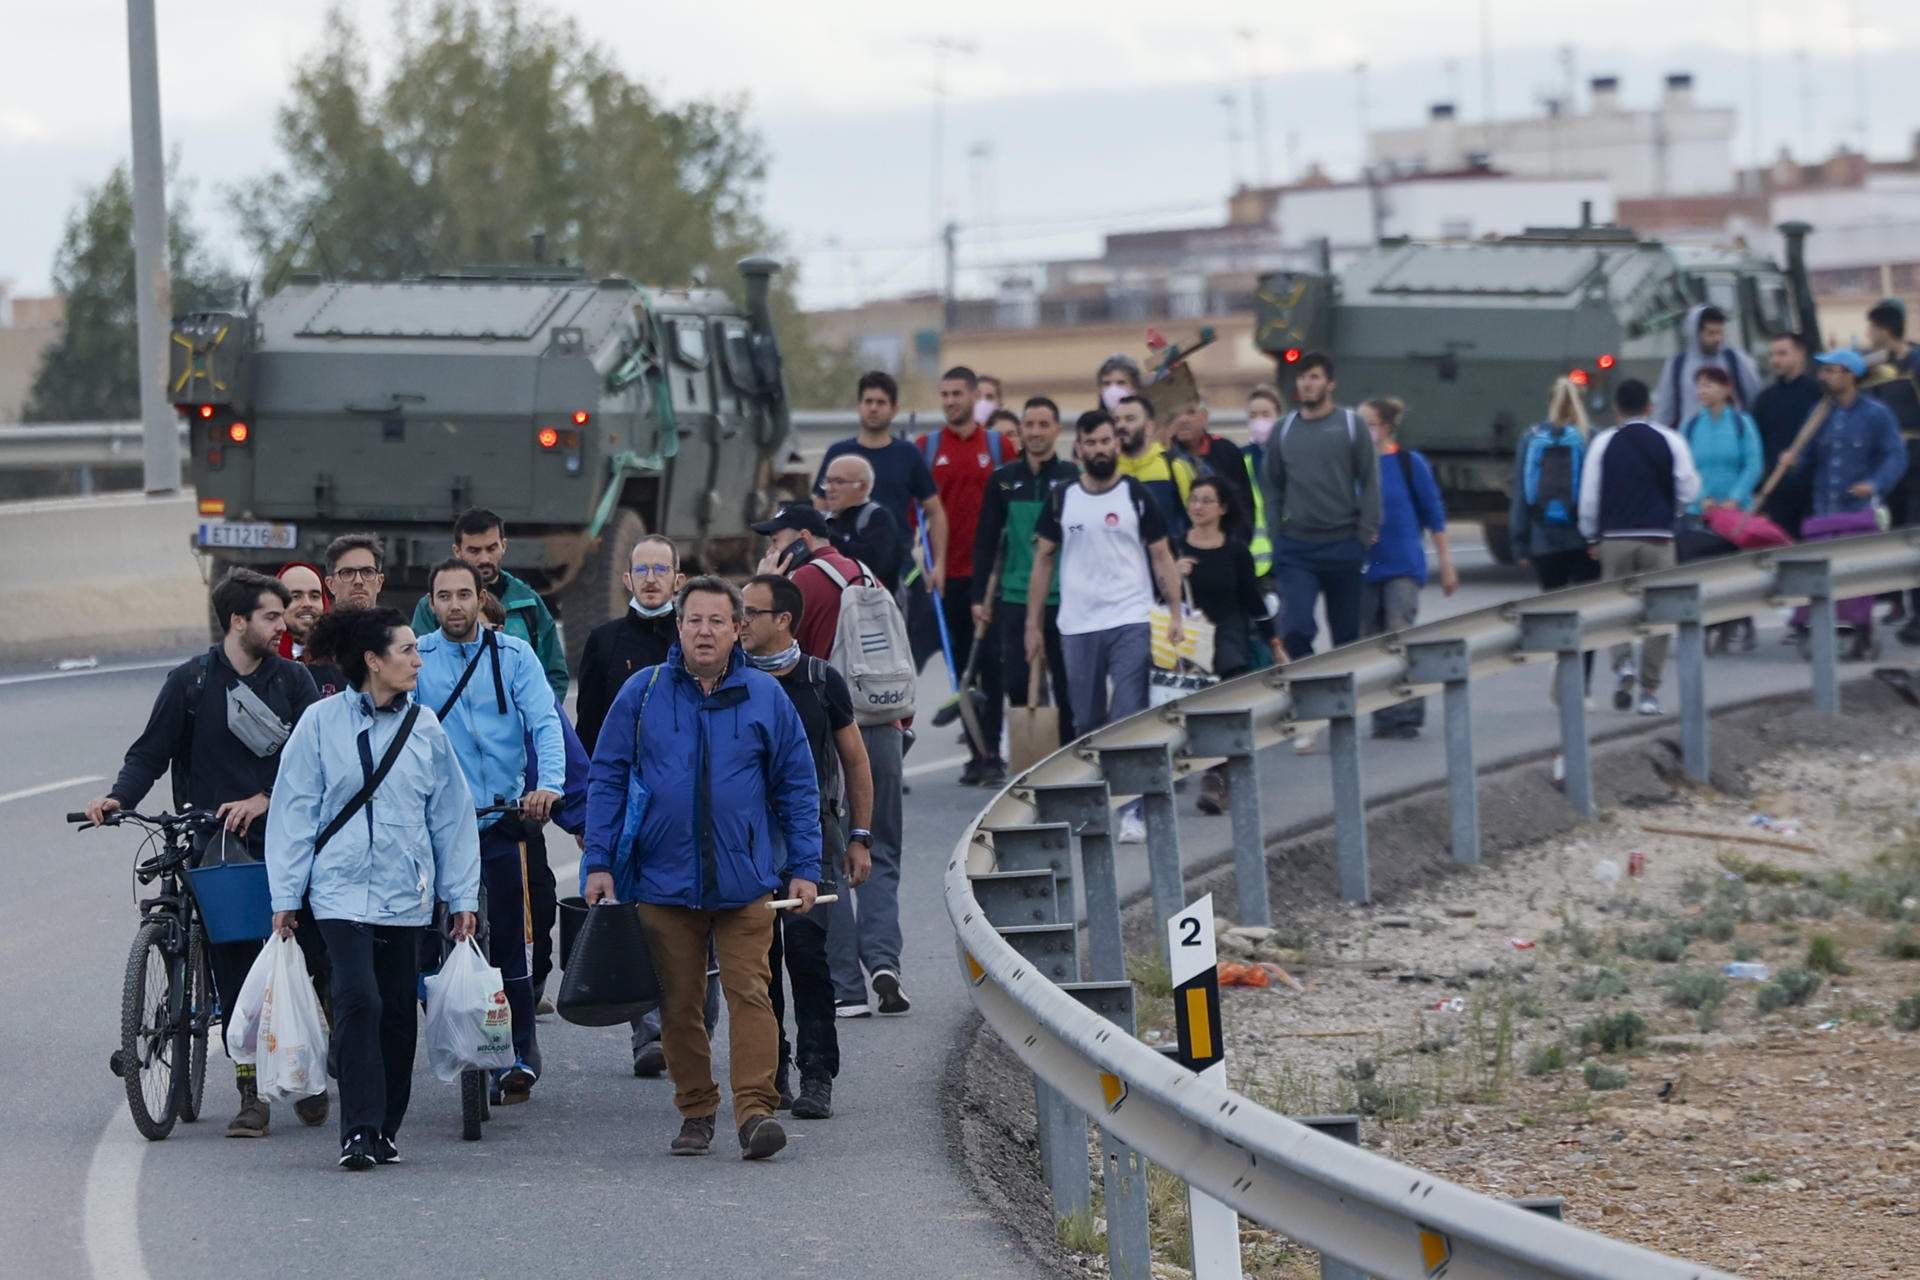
1653, 304, 1763, 428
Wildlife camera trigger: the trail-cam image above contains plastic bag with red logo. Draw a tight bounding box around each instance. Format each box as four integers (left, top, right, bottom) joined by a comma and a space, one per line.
424, 937, 513, 1082
257, 934, 329, 1100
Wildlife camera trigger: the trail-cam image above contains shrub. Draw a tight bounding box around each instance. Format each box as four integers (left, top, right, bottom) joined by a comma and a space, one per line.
1732, 941, 1761, 961
1574, 1011, 1648, 1054
1755, 967, 1823, 1014
1805, 933, 1852, 975
1698, 912, 1738, 943
1679, 874, 1709, 905
1355, 1080, 1423, 1121
1583, 1061, 1630, 1090
1717, 852, 1801, 886
1624, 927, 1689, 964
1525, 1043, 1567, 1077
1665, 969, 1730, 1013
1895, 994, 1920, 1033
1569, 968, 1631, 1002
1881, 927, 1920, 961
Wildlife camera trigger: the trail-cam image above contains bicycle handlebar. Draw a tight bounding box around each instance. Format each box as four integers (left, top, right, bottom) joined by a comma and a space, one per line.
68, 809, 217, 831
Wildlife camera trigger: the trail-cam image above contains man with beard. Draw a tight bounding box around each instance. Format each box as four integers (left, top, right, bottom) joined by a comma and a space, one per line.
324, 533, 386, 611
410, 508, 568, 699
415, 558, 565, 1105
85, 569, 325, 1137
275, 562, 347, 696
1112, 394, 1193, 537
1026, 412, 1185, 845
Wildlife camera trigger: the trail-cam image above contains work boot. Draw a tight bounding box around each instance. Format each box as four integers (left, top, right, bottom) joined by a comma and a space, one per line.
670, 1114, 715, 1156
226, 1076, 269, 1138
293, 1090, 329, 1127
739, 1114, 788, 1161
791, 1074, 834, 1120
1196, 769, 1228, 816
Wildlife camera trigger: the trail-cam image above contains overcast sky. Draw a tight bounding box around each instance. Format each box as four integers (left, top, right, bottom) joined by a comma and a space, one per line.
5, 0, 1918, 309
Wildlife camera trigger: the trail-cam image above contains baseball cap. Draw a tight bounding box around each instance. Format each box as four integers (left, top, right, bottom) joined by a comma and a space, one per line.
749, 501, 829, 537
1814, 349, 1868, 378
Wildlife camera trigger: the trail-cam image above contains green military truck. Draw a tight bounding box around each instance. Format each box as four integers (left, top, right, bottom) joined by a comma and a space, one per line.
1253, 221, 1820, 562
170, 257, 803, 664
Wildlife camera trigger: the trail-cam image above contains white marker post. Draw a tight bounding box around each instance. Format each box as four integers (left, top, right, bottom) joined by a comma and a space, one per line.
1167, 893, 1241, 1279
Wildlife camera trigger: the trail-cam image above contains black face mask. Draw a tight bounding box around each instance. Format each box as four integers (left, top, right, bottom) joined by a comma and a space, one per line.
1084, 453, 1118, 481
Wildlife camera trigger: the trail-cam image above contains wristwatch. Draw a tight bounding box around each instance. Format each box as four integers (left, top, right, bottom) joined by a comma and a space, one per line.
848, 828, 873, 845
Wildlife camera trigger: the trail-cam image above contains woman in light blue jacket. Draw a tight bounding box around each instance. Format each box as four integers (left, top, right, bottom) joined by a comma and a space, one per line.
266, 607, 480, 1171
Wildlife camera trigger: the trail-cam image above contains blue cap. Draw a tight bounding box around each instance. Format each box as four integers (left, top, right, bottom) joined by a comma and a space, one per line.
1815, 348, 1867, 378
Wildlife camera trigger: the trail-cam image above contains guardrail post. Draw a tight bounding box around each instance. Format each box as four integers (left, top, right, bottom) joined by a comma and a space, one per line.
1404, 638, 1478, 864
1097, 745, 1182, 962
1032, 782, 1124, 982
1519, 610, 1593, 817
1085, 989, 1150, 1279
1290, 674, 1368, 904
1182, 709, 1270, 925
1777, 557, 1839, 714
1291, 1115, 1365, 1280
1645, 583, 1708, 783
1033, 1078, 1089, 1218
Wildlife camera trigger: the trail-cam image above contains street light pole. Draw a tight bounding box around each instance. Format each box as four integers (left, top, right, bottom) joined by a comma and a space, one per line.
126, 0, 179, 495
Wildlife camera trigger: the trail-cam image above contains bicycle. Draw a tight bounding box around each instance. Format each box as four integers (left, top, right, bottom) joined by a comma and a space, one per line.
69, 808, 219, 1141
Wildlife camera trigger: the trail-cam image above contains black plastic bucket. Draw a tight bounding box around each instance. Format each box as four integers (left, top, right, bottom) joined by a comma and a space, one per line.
558, 896, 589, 971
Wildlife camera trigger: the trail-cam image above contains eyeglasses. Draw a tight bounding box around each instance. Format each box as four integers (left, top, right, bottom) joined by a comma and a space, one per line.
740, 606, 768, 620
823, 477, 862, 487
331, 566, 382, 582
628, 563, 675, 578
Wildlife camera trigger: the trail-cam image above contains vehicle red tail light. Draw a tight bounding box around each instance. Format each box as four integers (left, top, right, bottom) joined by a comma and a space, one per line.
198, 404, 214, 419
537, 427, 560, 449
1597, 353, 1616, 370
1282, 348, 1302, 364
1569, 369, 1591, 386
227, 422, 249, 443
571, 410, 590, 426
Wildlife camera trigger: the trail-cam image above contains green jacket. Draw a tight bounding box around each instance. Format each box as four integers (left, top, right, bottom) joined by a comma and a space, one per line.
971, 455, 1079, 607
412, 567, 568, 698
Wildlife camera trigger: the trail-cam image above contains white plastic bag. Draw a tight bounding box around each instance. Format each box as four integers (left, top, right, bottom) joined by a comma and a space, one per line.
223, 942, 275, 1063
424, 937, 513, 1082
257, 934, 329, 1101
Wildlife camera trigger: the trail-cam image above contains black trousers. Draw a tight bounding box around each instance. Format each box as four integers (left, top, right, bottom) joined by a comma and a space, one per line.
316, 919, 421, 1143
526, 824, 557, 993
480, 832, 540, 1073
979, 599, 1074, 753
767, 910, 838, 1079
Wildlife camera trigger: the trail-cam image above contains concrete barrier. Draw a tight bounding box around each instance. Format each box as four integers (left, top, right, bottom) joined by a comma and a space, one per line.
0, 492, 208, 662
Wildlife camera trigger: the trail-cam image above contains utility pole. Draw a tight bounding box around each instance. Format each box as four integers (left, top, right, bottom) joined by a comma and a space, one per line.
915, 35, 977, 294
1220, 92, 1244, 191
126, 0, 178, 495
1236, 26, 1272, 187
941, 221, 958, 329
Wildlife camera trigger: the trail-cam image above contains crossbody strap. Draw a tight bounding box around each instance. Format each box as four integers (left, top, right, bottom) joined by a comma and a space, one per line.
313, 704, 422, 856
435, 630, 499, 720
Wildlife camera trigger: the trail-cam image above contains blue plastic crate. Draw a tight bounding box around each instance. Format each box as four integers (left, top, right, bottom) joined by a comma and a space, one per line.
187, 861, 273, 944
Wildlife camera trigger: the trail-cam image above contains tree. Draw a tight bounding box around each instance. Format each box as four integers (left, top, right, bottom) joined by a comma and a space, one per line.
236, 0, 851, 405
24, 165, 239, 422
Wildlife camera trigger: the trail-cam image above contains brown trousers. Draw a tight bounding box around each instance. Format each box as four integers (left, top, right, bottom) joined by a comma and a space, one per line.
637, 896, 779, 1125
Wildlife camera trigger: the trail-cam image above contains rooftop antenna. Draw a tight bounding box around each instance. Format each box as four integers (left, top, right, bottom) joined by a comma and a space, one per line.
1236, 26, 1272, 186
1219, 91, 1244, 190
912, 35, 979, 294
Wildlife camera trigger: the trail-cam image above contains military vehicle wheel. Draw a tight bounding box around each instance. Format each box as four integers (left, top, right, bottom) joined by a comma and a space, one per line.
559, 508, 644, 674
1481, 522, 1515, 566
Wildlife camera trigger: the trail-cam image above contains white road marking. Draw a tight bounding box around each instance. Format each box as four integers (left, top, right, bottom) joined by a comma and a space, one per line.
0, 658, 182, 687
902, 754, 967, 780
0, 775, 103, 806
82, 1109, 153, 1280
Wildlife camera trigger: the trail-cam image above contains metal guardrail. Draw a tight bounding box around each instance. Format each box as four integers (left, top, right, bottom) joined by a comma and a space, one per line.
947, 528, 1920, 1280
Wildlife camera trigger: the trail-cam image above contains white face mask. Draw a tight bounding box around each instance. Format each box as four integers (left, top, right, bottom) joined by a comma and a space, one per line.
1100, 383, 1130, 412
1247, 414, 1277, 445
972, 398, 994, 426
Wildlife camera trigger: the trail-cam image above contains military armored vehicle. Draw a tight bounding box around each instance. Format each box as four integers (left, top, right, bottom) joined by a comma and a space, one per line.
170, 257, 803, 664
1253, 221, 1820, 562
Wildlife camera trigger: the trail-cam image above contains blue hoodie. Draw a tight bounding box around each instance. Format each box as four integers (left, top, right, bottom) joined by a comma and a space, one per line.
414, 627, 564, 840
583, 644, 821, 910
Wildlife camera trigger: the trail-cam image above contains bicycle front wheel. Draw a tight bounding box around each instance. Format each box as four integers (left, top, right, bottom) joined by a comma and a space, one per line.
120, 919, 181, 1140
176, 922, 210, 1122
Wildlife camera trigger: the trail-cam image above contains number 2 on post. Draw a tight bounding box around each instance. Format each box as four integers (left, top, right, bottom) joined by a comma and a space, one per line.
1179, 916, 1201, 946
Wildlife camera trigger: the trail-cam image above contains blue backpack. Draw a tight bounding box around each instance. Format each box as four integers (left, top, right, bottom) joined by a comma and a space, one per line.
919, 427, 1005, 473
1521, 425, 1584, 526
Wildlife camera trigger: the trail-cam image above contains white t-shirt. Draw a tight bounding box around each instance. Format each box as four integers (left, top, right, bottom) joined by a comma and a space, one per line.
1035, 476, 1168, 635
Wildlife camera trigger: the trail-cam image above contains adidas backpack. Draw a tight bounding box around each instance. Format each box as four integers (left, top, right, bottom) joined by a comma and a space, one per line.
808, 559, 917, 726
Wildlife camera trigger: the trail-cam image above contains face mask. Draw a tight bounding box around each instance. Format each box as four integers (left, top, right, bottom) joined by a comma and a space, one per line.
632, 597, 674, 618
972, 398, 993, 426
1247, 414, 1277, 445
747, 640, 802, 672
1099, 383, 1129, 412
1084, 453, 1118, 481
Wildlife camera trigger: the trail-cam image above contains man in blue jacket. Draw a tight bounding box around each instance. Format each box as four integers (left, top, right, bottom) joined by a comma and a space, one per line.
584, 575, 822, 1162
416, 558, 564, 1104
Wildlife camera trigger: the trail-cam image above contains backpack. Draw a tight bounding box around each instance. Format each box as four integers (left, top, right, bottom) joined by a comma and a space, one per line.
919, 427, 1005, 474
1682, 409, 1756, 459
1521, 425, 1583, 526
1390, 447, 1441, 529
807, 559, 917, 726
1277, 407, 1358, 448
793, 655, 846, 815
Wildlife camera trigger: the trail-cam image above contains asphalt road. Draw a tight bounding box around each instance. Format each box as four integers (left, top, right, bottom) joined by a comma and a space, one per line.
0, 539, 1878, 1277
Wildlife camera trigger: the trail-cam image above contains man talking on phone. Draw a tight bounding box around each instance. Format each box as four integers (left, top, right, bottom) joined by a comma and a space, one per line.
751, 503, 865, 660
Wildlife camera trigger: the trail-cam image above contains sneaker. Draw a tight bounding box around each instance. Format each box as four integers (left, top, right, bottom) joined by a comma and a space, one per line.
872, 969, 911, 1016
739, 1114, 788, 1161
535, 994, 556, 1017
633, 1041, 667, 1078
670, 1114, 715, 1156
835, 998, 872, 1019
1636, 693, 1662, 717
496, 1061, 537, 1105
1293, 730, 1318, 754
373, 1134, 402, 1165
293, 1091, 329, 1128
791, 1074, 834, 1120
226, 1082, 269, 1139
1117, 811, 1147, 844
775, 1059, 795, 1110
957, 757, 984, 787
338, 1130, 376, 1172
1612, 665, 1636, 711
975, 758, 1008, 789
